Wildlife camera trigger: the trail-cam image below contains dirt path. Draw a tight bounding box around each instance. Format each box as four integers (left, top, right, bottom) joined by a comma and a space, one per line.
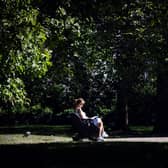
105, 137, 168, 143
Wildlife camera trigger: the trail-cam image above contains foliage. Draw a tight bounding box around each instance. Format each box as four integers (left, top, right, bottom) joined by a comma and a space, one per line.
1, 0, 168, 130
0, 0, 51, 109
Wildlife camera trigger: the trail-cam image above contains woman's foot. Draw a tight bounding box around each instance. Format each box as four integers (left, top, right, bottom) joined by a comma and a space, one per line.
96, 136, 104, 142
102, 131, 109, 138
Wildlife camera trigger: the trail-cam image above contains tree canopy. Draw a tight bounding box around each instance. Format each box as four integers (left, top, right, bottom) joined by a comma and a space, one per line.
1, 0, 168, 133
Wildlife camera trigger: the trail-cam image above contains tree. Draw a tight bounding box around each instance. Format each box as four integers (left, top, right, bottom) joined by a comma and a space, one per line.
152, 2, 168, 134
0, 0, 51, 111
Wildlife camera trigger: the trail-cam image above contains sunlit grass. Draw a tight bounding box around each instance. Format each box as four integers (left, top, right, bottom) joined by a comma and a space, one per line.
0, 134, 72, 144
0, 125, 73, 144
129, 125, 154, 133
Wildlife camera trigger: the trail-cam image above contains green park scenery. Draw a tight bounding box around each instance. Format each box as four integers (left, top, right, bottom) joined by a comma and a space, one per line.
1, 0, 168, 167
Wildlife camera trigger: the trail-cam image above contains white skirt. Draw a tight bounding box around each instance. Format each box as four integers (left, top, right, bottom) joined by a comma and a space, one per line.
92, 117, 101, 127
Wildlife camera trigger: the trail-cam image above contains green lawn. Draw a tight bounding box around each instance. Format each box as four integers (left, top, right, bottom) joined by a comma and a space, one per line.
0, 134, 72, 144
0, 124, 72, 134
129, 125, 154, 133
0, 125, 73, 144
0, 125, 71, 145
0, 124, 155, 145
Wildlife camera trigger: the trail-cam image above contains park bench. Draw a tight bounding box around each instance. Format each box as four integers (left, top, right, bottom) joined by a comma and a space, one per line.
71, 113, 99, 141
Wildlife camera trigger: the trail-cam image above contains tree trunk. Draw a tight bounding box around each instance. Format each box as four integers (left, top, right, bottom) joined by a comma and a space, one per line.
116, 80, 129, 130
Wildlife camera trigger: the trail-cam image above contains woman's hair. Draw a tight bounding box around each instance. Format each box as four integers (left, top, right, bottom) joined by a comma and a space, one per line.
74, 98, 85, 108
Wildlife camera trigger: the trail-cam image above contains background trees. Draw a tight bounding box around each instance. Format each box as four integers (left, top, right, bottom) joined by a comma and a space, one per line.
0, 0, 51, 110
0, 0, 168, 134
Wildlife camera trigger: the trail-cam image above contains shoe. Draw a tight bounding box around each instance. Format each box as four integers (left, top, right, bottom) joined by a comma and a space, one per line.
96, 136, 104, 142
102, 131, 109, 138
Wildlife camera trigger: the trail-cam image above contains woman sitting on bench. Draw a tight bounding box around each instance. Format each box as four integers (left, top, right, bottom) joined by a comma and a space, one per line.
74, 98, 108, 142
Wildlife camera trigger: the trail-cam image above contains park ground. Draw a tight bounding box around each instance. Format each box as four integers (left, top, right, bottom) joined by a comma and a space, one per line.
1, 125, 168, 168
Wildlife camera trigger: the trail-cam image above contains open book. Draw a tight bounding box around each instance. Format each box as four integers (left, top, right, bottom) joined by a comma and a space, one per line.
90, 116, 98, 119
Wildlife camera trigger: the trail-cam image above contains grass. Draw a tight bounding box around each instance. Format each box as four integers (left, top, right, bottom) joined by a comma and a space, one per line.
0, 124, 71, 134
129, 125, 154, 133
0, 124, 155, 145
0, 124, 158, 145
0, 125, 73, 144
0, 134, 72, 145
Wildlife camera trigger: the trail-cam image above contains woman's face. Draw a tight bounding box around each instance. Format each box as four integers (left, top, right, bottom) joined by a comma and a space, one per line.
80, 103, 84, 108
75, 100, 85, 109
76, 103, 84, 109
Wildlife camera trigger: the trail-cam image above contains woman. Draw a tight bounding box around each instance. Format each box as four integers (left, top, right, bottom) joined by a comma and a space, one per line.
74, 98, 108, 142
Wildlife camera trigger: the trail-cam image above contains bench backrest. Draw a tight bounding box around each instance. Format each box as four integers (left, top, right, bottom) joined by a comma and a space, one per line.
71, 113, 91, 130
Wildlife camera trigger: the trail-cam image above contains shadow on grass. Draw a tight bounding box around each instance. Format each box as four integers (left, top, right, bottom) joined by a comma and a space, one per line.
0, 125, 73, 136
1, 141, 168, 168
1, 125, 168, 167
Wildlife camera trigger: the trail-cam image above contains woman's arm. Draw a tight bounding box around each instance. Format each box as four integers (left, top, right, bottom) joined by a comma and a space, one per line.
78, 109, 88, 119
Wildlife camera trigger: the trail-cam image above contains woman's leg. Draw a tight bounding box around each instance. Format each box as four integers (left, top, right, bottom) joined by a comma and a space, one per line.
93, 117, 105, 137
96, 118, 109, 139
97, 120, 104, 137
100, 121, 104, 136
